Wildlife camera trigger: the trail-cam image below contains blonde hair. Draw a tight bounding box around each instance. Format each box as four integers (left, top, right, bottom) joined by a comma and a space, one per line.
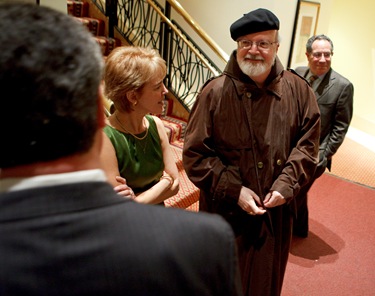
104, 46, 167, 112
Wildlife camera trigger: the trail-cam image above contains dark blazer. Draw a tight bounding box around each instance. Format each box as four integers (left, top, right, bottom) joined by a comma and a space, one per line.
0, 182, 242, 296
295, 67, 353, 170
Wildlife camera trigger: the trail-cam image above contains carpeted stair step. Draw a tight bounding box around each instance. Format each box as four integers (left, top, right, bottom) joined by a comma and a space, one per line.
67, 0, 120, 56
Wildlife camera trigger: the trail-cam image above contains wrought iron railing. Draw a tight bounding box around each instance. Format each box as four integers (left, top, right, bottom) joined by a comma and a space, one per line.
92, 0, 225, 112
168, 20, 221, 109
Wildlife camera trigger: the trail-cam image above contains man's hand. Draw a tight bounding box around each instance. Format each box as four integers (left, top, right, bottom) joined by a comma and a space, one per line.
263, 190, 286, 208
237, 186, 267, 216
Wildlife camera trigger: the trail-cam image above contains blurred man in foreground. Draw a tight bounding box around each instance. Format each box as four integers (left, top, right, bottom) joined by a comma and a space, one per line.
0, 3, 242, 295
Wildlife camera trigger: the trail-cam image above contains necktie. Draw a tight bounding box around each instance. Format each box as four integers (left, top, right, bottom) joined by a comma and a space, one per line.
309, 75, 318, 86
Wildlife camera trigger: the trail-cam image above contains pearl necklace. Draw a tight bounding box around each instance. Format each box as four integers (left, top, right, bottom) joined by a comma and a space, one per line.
115, 113, 148, 141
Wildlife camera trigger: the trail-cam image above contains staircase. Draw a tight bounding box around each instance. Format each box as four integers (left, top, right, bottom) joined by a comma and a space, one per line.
67, 0, 200, 211
67, 0, 120, 56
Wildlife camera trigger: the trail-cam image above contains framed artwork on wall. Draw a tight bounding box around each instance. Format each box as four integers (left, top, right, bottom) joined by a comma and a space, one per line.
287, 0, 320, 69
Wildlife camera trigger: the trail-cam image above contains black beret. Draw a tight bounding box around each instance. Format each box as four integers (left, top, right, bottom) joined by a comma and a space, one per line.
230, 8, 280, 41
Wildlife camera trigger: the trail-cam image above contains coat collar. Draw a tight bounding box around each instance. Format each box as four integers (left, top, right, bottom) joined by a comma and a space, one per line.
223, 50, 284, 99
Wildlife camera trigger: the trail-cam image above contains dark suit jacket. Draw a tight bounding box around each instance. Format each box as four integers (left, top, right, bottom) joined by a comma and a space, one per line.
0, 182, 242, 296
295, 67, 353, 170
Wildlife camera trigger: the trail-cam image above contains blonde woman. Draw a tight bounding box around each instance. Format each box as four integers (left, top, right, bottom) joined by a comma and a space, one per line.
100, 46, 179, 205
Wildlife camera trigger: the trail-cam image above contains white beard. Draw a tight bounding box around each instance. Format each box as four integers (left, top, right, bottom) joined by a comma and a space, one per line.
238, 53, 276, 77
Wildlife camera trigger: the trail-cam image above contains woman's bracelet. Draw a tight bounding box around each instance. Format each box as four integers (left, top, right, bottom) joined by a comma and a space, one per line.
160, 174, 174, 189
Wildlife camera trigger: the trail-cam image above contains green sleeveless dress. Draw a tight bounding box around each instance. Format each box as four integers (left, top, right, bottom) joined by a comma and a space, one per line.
103, 115, 164, 194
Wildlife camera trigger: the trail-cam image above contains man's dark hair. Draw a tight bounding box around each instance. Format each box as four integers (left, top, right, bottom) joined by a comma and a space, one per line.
0, 2, 104, 168
306, 34, 334, 53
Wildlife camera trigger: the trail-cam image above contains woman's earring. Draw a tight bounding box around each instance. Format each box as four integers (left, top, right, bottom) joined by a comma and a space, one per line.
133, 101, 138, 106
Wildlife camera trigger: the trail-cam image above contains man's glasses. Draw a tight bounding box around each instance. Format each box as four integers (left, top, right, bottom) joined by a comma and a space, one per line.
311, 52, 333, 59
237, 40, 278, 51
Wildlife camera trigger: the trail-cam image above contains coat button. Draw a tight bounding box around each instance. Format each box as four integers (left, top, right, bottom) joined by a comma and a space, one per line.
257, 162, 264, 169
246, 92, 251, 98
276, 159, 282, 166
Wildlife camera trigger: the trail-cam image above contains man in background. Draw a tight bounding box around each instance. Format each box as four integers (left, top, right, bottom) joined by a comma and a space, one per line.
0, 3, 242, 295
293, 34, 354, 238
183, 8, 320, 296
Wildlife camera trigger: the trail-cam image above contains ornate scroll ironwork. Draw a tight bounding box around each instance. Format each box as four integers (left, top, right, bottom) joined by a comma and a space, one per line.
168, 20, 221, 109
116, 0, 163, 49
92, 0, 105, 13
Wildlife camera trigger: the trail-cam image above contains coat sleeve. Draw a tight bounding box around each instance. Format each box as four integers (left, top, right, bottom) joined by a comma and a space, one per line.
322, 79, 354, 161
271, 74, 321, 201
183, 78, 242, 205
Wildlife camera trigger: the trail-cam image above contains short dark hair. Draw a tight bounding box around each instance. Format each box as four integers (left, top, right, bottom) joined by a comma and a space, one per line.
0, 2, 104, 168
306, 34, 334, 53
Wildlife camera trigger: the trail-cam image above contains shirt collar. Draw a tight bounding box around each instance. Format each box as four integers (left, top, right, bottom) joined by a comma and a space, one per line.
0, 169, 107, 193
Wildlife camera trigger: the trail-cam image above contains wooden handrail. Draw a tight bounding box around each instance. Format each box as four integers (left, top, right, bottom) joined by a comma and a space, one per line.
166, 0, 229, 64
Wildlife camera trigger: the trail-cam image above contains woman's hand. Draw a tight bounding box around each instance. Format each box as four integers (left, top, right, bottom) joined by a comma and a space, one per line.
113, 176, 136, 199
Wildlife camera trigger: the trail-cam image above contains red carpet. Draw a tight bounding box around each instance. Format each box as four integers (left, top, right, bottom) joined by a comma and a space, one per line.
282, 173, 375, 296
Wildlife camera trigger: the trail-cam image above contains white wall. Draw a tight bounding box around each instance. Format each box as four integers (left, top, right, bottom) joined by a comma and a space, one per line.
327, 0, 375, 136
40, 0, 66, 14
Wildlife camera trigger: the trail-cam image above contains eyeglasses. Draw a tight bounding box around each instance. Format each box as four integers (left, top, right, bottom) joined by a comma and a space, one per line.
237, 40, 278, 50
311, 52, 332, 59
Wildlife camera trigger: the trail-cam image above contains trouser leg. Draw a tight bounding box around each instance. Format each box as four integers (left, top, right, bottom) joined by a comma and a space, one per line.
293, 166, 326, 237
293, 186, 310, 237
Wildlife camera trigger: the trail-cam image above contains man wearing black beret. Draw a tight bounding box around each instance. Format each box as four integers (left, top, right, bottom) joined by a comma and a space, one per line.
184, 8, 321, 296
